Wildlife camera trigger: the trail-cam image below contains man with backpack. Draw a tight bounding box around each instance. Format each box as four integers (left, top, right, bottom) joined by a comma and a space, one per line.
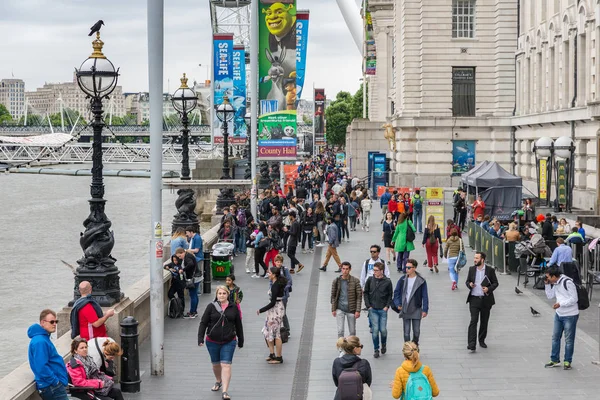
412, 189, 424, 234
543, 266, 585, 370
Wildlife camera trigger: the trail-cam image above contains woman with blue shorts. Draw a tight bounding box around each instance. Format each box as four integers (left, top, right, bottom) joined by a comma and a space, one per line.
198, 286, 244, 400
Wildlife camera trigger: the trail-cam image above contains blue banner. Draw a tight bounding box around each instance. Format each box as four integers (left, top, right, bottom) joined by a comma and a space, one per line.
232, 46, 247, 144
213, 33, 234, 143
296, 11, 309, 99
452, 140, 476, 175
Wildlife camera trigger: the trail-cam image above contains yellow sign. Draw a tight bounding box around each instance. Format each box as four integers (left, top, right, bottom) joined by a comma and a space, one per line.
539, 159, 547, 200
425, 187, 445, 240
154, 222, 162, 239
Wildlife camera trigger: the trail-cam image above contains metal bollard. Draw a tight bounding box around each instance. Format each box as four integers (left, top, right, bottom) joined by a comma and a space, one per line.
203, 251, 212, 295
120, 316, 141, 392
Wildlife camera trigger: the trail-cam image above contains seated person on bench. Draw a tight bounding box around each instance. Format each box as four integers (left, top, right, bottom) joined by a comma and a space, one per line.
566, 227, 584, 245
548, 238, 573, 267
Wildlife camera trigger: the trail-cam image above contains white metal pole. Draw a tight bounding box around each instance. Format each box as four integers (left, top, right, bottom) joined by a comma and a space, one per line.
250, 0, 259, 220
362, 0, 367, 119
280, 161, 284, 192
147, 0, 164, 376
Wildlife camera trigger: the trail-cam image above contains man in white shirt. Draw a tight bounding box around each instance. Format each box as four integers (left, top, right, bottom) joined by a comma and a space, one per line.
360, 245, 390, 288
543, 266, 579, 370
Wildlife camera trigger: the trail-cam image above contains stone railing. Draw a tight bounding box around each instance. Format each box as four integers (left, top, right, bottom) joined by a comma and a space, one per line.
0, 223, 220, 400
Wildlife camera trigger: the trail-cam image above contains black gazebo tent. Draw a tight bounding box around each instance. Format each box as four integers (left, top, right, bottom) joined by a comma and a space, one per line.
464, 162, 522, 220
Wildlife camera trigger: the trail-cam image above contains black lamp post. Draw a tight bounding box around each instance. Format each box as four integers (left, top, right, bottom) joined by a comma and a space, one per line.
215, 96, 235, 213
72, 31, 123, 306
244, 112, 251, 179
171, 73, 199, 233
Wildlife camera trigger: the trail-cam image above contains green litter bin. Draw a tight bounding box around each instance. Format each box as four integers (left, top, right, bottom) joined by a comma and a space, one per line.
212, 260, 232, 279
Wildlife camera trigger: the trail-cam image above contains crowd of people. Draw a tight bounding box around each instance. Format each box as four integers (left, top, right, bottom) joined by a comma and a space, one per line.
28, 148, 591, 400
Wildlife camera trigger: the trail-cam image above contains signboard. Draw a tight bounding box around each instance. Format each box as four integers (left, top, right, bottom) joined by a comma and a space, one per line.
452, 140, 475, 175
336, 152, 346, 166
224, 45, 247, 145
557, 159, 567, 205
539, 158, 547, 200
258, 0, 297, 160
364, 1, 376, 75
295, 11, 309, 99
425, 187, 445, 240
372, 153, 387, 198
314, 88, 326, 146
212, 33, 234, 142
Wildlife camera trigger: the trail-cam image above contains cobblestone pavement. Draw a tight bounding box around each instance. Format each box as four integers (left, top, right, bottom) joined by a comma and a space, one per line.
127, 205, 600, 400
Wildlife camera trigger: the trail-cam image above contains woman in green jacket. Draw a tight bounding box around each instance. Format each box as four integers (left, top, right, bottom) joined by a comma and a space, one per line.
391, 213, 416, 273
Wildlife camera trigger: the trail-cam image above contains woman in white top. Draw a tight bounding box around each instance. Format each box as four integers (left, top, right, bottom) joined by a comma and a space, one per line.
360, 194, 373, 232
86, 337, 123, 376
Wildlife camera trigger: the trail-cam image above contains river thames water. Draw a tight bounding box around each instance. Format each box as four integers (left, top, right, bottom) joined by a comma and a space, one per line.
0, 165, 211, 378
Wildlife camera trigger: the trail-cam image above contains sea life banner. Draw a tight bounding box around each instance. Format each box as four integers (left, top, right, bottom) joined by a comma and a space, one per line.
313, 88, 325, 146
452, 140, 476, 175
258, 0, 297, 160
213, 33, 234, 141
295, 10, 309, 99
229, 45, 247, 144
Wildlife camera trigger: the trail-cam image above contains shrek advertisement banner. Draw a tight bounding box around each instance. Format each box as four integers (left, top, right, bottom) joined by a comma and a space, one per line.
230, 45, 247, 144
213, 33, 234, 142
258, 0, 297, 160
295, 10, 309, 99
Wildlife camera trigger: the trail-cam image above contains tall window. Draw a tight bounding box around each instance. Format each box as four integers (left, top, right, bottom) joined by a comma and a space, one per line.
452, 67, 476, 116
452, 0, 476, 38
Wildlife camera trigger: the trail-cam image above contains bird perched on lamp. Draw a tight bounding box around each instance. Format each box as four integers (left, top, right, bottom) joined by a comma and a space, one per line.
88, 20, 104, 36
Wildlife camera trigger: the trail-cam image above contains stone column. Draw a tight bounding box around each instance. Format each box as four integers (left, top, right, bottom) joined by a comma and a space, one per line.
540, 42, 547, 112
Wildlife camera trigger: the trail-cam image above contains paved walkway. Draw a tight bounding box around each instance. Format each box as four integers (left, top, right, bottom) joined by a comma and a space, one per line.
126, 205, 600, 400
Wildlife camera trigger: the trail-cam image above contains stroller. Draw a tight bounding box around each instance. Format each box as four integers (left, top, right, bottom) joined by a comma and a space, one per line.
515, 234, 552, 288
211, 241, 235, 280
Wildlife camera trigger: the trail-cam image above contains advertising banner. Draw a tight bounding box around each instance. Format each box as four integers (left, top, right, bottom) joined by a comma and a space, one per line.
557, 160, 567, 205
314, 88, 325, 146
258, 0, 298, 160
372, 153, 387, 196
295, 10, 309, 99
452, 140, 476, 175
538, 158, 547, 200
229, 45, 248, 144
425, 187, 445, 240
212, 33, 234, 142
365, 2, 376, 75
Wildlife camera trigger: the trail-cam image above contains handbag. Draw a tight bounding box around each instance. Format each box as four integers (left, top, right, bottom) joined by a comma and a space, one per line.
457, 238, 467, 270
405, 222, 415, 243
185, 278, 195, 289
312, 226, 319, 237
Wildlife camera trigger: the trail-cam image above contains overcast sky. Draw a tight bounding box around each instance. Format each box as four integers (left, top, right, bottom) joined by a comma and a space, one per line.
0, 0, 362, 100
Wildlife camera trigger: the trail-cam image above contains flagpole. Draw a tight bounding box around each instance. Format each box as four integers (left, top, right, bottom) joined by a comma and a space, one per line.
249, 0, 259, 220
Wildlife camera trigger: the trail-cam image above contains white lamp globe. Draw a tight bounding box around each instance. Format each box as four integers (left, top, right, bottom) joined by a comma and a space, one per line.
535, 136, 554, 158
554, 136, 574, 159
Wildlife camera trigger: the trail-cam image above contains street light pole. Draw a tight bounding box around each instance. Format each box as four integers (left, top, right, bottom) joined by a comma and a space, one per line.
216, 96, 235, 213
73, 30, 123, 307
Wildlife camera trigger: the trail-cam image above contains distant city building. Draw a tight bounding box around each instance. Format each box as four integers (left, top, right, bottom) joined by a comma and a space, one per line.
25, 74, 125, 120
0, 78, 25, 119
124, 89, 204, 125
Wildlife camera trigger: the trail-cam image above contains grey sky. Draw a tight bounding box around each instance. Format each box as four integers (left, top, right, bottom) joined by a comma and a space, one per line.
0, 0, 362, 100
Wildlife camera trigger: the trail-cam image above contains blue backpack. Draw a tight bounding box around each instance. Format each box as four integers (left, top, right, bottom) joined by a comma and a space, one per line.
403, 365, 432, 400
413, 195, 423, 211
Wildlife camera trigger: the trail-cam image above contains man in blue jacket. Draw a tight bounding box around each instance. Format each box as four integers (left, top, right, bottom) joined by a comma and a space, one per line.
393, 259, 429, 346
379, 188, 391, 223
28, 309, 69, 400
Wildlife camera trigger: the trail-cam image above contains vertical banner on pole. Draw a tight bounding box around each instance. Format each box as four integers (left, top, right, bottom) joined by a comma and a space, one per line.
425, 188, 445, 240
556, 160, 567, 206
364, 1, 376, 75
314, 88, 325, 147
213, 33, 234, 144
538, 158, 547, 200
257, 0, 297, 160
232, 45, 247, 144
295, 10, 309, 99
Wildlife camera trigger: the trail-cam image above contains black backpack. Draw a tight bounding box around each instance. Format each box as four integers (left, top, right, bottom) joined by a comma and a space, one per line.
271, 231, 284, 250
562, 277, 590, 310
337, 361, 364, 400
168, 297, 184, 318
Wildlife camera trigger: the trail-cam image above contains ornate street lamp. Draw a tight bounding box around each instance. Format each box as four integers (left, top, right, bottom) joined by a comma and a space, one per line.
215, 96, 235, 213
72, 31, 123, 306
244, 112, 251, 179
171, 73, 197, 180
171, 73, 200, 233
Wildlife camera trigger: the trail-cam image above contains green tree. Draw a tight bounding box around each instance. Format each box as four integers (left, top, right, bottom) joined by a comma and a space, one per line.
301, 114, 313, 126
325, 91, 354, 146
351, 83, 368, 119
0, 104, 13, 124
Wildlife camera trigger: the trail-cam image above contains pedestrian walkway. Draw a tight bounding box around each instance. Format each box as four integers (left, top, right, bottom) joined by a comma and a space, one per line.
126, 205, 600, 400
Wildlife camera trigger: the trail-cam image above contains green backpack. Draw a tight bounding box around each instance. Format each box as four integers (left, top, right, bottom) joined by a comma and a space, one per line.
403, 365, 432, 400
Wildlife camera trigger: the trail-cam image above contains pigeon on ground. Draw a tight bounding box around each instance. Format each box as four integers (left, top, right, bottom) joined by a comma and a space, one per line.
89, 20, 104, 36
530, 306, 541, 316
515, 287, 523, 295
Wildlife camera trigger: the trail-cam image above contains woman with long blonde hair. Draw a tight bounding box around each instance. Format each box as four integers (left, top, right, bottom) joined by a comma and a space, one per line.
391, 342, 439, 399
422, 215, 442, 273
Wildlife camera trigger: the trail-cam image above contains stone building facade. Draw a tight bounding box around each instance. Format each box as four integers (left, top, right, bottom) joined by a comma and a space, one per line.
515, 0, 600, 211
0, 79, 26, 120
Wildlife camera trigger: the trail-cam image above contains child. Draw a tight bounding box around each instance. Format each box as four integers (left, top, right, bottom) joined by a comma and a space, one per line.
391, 342, 439, 399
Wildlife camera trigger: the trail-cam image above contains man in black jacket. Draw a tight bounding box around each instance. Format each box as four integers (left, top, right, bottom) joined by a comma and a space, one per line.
465, 252, 499, 352
542, 213, 554, 240
284, 212, 303, 273
363, 262, 393, 358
